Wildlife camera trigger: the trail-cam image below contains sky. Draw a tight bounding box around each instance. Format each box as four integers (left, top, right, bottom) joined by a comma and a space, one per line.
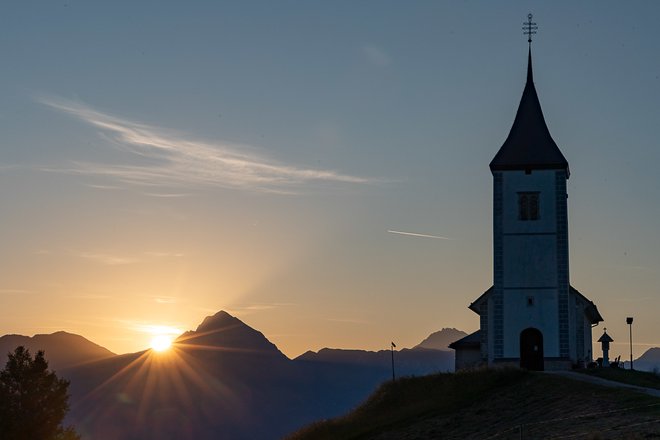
1, 1, 660, 359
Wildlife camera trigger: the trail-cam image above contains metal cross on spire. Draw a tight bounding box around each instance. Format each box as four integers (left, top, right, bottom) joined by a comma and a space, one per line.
523, 13, 538, 46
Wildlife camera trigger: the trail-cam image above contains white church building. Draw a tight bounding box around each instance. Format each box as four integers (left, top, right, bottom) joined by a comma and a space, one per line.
450, 44, 603, 371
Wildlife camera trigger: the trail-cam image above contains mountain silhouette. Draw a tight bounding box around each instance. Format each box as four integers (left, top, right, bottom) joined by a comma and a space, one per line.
0, 331, 115, 370
626, 347, 660, 372
176, 310, 286, 359
414, 327, 468, 351
61, 311, 391, 439
296, 327, 464, 375
297, 346, 454, 377
2, 312, 462, 439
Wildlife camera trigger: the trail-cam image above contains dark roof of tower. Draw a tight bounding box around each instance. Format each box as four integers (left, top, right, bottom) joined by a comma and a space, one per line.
489, 48, 569, 175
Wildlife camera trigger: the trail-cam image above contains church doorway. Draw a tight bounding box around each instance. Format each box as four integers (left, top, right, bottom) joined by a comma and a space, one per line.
520, 328, 544, 371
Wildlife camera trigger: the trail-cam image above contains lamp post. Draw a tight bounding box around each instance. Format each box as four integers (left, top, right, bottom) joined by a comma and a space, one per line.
391, 342, 396, 381
626, 317, 634, 370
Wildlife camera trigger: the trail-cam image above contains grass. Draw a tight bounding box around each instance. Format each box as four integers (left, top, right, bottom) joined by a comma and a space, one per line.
286, 368, 526, 440
579, 367, 660, 390
287, 368, 660, 440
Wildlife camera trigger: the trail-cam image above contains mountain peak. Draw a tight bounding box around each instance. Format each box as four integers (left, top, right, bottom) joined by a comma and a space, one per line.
178, 310, 287, 360
415, 328, 469, 351
195, 310, 239, 333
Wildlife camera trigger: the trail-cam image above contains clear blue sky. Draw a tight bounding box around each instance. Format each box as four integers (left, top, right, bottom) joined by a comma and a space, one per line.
1, 1, 659, 357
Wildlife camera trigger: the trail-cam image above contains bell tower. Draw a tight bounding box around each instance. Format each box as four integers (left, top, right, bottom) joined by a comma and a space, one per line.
488, 14, 571, 368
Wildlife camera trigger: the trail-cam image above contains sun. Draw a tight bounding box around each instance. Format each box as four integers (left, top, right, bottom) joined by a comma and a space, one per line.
150, 334, 173, 352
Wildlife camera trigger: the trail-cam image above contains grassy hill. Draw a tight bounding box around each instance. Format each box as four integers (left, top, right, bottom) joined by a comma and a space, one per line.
287, 369, 660, 439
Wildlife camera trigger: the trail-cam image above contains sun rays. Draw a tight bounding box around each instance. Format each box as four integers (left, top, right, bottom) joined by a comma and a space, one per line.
69, 322, 276, 433
150, 335, 173, 352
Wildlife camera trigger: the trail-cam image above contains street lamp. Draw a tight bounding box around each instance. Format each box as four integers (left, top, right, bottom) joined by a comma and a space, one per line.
626, 317, 634, 370
391, 342, 396, 381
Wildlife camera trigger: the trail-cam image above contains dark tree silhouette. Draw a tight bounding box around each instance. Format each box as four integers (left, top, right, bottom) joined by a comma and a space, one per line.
0, 346, 80, 440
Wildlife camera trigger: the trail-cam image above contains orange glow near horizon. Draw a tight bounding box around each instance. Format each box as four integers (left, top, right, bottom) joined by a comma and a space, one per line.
133, 324, 182, 353
69, 326, 247, 435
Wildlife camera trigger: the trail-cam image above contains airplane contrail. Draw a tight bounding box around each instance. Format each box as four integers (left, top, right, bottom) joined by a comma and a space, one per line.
387, 230, 452, 240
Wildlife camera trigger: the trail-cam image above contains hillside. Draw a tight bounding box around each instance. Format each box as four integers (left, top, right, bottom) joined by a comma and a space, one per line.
288, 369, 660, 439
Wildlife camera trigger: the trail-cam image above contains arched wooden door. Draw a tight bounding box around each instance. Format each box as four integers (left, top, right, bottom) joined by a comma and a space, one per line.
520, 328, 544, 371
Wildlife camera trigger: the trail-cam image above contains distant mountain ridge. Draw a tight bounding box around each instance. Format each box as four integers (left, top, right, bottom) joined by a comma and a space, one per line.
296, 346, 453, 377
1, 312, 462, 439
414, 328, 468, 351
295, 329, 464, 376
0, 331, 115, 370
630, 347, 660, 372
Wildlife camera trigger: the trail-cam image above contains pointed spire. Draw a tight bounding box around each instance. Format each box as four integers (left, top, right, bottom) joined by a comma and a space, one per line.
489, 17, 569, 175
527, 47, 533, 84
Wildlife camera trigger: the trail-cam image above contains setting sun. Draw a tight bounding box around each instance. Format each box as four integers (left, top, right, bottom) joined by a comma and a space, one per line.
150, 335, 173, 352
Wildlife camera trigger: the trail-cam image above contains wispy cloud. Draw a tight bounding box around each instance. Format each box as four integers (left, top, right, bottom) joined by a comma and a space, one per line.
150, 296, 181, 304
38, 96, 370, 193
77, 252, 139, 266
85, 184, 122, 190
144, 251, 185, 258
388, 230, 452, 240
126, 322, 183, 336
227, 302, 296, 315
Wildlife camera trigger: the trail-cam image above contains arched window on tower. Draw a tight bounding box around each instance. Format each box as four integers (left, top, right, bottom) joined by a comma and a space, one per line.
518, 192, 540, 221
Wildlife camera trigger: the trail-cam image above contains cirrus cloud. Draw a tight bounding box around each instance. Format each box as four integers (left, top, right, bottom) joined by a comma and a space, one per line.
38, 96, 371, 193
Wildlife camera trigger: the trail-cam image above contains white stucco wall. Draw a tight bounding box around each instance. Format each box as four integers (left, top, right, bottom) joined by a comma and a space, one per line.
502, 236, 558, 287
500, 169, 562, 360
502, 289, 560, 358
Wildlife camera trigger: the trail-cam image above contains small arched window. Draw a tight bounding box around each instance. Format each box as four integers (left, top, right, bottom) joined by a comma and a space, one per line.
518, 192, 540, 221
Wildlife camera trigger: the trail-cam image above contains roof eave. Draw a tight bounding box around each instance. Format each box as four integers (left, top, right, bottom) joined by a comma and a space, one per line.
468, 286, 493, 314
570, 285, 603, 324
489, 162, 570, 175
449, 330, 481, 350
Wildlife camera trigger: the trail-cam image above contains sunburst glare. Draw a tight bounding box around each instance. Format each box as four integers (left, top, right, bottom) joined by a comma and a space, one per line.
150, 334, 173, 352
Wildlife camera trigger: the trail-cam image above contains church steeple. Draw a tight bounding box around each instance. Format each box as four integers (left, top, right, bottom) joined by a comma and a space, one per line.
489, 18, 569, 176
451, 14, 602, 372
527, 47, 533, 83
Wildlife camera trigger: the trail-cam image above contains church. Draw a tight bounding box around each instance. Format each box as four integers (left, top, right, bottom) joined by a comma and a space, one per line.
450, 23, 603, 371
